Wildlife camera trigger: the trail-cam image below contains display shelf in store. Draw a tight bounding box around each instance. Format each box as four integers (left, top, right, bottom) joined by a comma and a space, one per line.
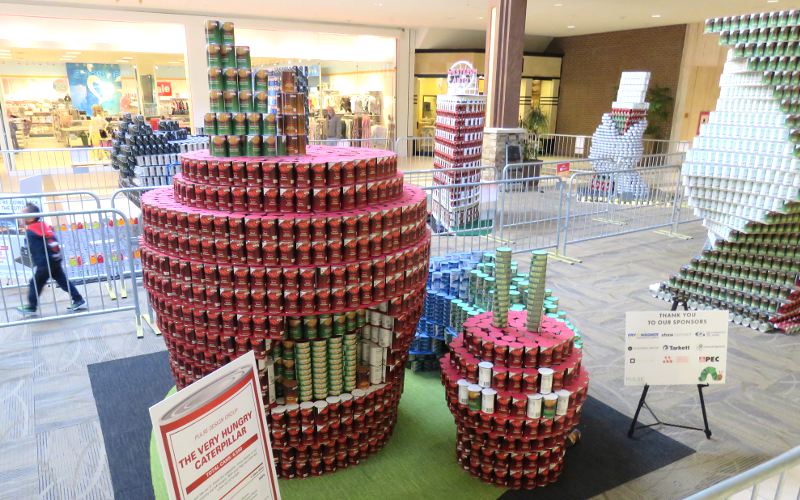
660, 9, 800, 333
141, 19, 431, 479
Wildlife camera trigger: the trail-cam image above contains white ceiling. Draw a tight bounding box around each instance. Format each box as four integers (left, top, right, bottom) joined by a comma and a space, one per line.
16, 0, 800, 36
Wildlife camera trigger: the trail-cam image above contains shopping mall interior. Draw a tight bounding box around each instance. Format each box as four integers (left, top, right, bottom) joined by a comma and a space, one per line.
0, 1, 798, 499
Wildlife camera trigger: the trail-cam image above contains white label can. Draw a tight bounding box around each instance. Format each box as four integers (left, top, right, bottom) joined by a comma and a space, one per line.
457, 379, 471, 405
527, 393, 543, 418
538, 367, 554, 394
478, 361, 493, 388
481, 388, 497, 414
556, 389, 571, 416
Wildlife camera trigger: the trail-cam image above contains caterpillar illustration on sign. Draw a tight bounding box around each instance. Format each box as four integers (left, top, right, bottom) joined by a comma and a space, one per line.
698, 366, 723, 382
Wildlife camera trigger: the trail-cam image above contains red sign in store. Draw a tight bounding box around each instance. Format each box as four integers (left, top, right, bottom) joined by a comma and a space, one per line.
556, 162, 570, 173
157, 81, 173, 97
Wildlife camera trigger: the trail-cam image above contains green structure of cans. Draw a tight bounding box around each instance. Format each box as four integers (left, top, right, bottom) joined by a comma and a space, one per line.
526, 250, 549, 332
205, 20, 309, 157
491, 247, 513, 328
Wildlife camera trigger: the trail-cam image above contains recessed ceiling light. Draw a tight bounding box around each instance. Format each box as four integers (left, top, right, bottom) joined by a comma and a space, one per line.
767, 0, 778, 3
477, 16, 483, 19
119, 56, 133, 60
554, 3, 563, 6
65, 51, 81, 55
567, 25, 575, 29
651, 14, 661, 18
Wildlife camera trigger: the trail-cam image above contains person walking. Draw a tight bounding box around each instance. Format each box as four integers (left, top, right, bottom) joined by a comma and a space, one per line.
16, 203, 86, 314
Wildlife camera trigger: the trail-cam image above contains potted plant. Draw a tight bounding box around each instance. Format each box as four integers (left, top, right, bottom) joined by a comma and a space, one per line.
518, 107, 549, 186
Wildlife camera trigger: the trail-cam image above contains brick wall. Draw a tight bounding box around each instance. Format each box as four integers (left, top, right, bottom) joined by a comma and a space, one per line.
546, 25, 687, 137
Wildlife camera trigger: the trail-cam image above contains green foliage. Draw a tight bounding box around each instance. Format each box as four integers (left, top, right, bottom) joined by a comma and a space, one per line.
520, 107, 548, 160
644, 85, 674, 139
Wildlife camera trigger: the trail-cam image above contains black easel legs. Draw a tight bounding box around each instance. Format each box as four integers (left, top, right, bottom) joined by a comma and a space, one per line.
627, 383, 712, 439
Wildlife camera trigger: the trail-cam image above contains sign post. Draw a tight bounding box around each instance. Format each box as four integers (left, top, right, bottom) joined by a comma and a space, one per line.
624, 308, 728, 439
150, 351, 281, 500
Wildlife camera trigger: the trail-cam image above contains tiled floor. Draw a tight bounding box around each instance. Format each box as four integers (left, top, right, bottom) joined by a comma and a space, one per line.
0, 221, 797, 499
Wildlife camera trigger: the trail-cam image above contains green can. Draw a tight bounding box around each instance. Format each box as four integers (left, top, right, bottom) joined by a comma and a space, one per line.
319, 315, 333, 337
220, 43, 236, 68
232, 112, 247, 135
208, 67, 223, 91
209, 90, 224, 113
263, 134, 277, 156
216, 112, 233, 135
345, 311, 357, 332
206, 43, 222, 69
223, 90, 239, 113
222, 67, 238, 92
239, 91, 254, 113
205, 20, 222, 45
235, 46, 251, 69
303, 316, 319, 339
356, 310, 367, 327
263, 113, 277, 134
288, 317, 303, 339
276, 135, 287, 156
254, 92, 269, 112
254, 69, 269, 91
203, 113, 217, 135
238, 68, 252, 93
221, 21, 235, 44
245, 134, 262, 156
210, 135, 227, 157
227, 135, 244, 156
246, 113, 262, 135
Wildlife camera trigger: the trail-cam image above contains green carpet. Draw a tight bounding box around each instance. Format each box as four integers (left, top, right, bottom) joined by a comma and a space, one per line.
150, 371, 500, 500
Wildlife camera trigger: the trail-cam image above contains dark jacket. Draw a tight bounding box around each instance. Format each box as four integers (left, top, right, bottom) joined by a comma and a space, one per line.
25, 221, 62, 268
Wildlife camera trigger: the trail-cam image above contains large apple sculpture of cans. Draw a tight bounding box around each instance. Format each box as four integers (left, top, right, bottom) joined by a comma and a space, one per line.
662, 10, 800, 333
140, 20, 430, 478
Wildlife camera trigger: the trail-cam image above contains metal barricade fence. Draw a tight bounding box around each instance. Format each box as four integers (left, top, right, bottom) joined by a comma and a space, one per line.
309, 138, 392, 150
395, 136, 436, 172
531, 134, 690, 162
0, 147, 117, 196
501, 158, 595, 180
404, 166, 497, 189
0, 207, 147, 337
111, 186, 160, 335
561, 163, 684, 255
421, 176, 564, 258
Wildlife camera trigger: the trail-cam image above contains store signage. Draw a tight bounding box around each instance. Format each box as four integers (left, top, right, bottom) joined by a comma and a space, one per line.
150, 351, 281, 500
556, 162, 570, 173
624, 311, 728, 386
574, 137, 585, 155
157, 81, 173, 97
447, 61, 479, 95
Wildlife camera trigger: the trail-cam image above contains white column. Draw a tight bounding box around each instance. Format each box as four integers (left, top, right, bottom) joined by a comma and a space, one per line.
182, 20, 210, 133
395, 28, 416, 153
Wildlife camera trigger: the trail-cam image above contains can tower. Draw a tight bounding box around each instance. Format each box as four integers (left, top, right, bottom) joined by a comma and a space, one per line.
662, 10, 800, 333
440, 249, 589, 489
139, 20, 431, 478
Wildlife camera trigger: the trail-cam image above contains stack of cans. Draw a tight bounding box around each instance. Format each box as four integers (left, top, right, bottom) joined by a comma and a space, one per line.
492, 247, 512, 328
526, 250, 548, 332
294, 341, 312, 402
343, 333, 358, 391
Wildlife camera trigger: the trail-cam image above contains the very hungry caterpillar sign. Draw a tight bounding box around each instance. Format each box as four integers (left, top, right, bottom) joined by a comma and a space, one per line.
150, 351, 280, 500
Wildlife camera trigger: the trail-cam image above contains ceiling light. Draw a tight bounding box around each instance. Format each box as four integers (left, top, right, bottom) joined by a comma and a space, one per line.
567, 25, 575, 29
119, 56, 133, 60
651, 14, 661, 18
767, 0, 778, 3
554, 3, 563, 6
477, 16, 483, 20
374, 2, 383, 5
65, 51, 81, 55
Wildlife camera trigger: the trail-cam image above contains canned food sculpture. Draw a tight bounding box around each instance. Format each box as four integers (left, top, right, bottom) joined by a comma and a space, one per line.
661, 10, 800, 333
140, 20, 431, 479
587, 71, 651, 201
440, 250, 590, 489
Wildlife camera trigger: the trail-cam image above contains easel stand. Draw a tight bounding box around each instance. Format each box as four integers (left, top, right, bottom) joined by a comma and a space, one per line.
627, 297, 713, 440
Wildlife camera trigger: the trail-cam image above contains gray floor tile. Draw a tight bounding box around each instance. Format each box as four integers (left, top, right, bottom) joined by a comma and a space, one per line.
0, 436, 37, 499
37, 420, 113, 500
34, 369, 98, 433
0, 376, 33, 441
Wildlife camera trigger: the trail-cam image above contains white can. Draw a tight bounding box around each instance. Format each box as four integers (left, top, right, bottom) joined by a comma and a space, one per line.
527, 393, 543, 418
478, 361, 493, 388
369, 344, 384, 366
369, 364, 384, 384
457, 379, 471, 405
556, 389, 571, 416
538, 367, 554, 394
481, 388, 497, 414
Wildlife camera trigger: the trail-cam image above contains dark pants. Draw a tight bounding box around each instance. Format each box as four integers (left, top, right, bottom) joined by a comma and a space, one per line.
28, 262, 83, 309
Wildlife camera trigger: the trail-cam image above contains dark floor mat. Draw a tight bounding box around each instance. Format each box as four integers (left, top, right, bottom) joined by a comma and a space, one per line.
88, 351, 173, 500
